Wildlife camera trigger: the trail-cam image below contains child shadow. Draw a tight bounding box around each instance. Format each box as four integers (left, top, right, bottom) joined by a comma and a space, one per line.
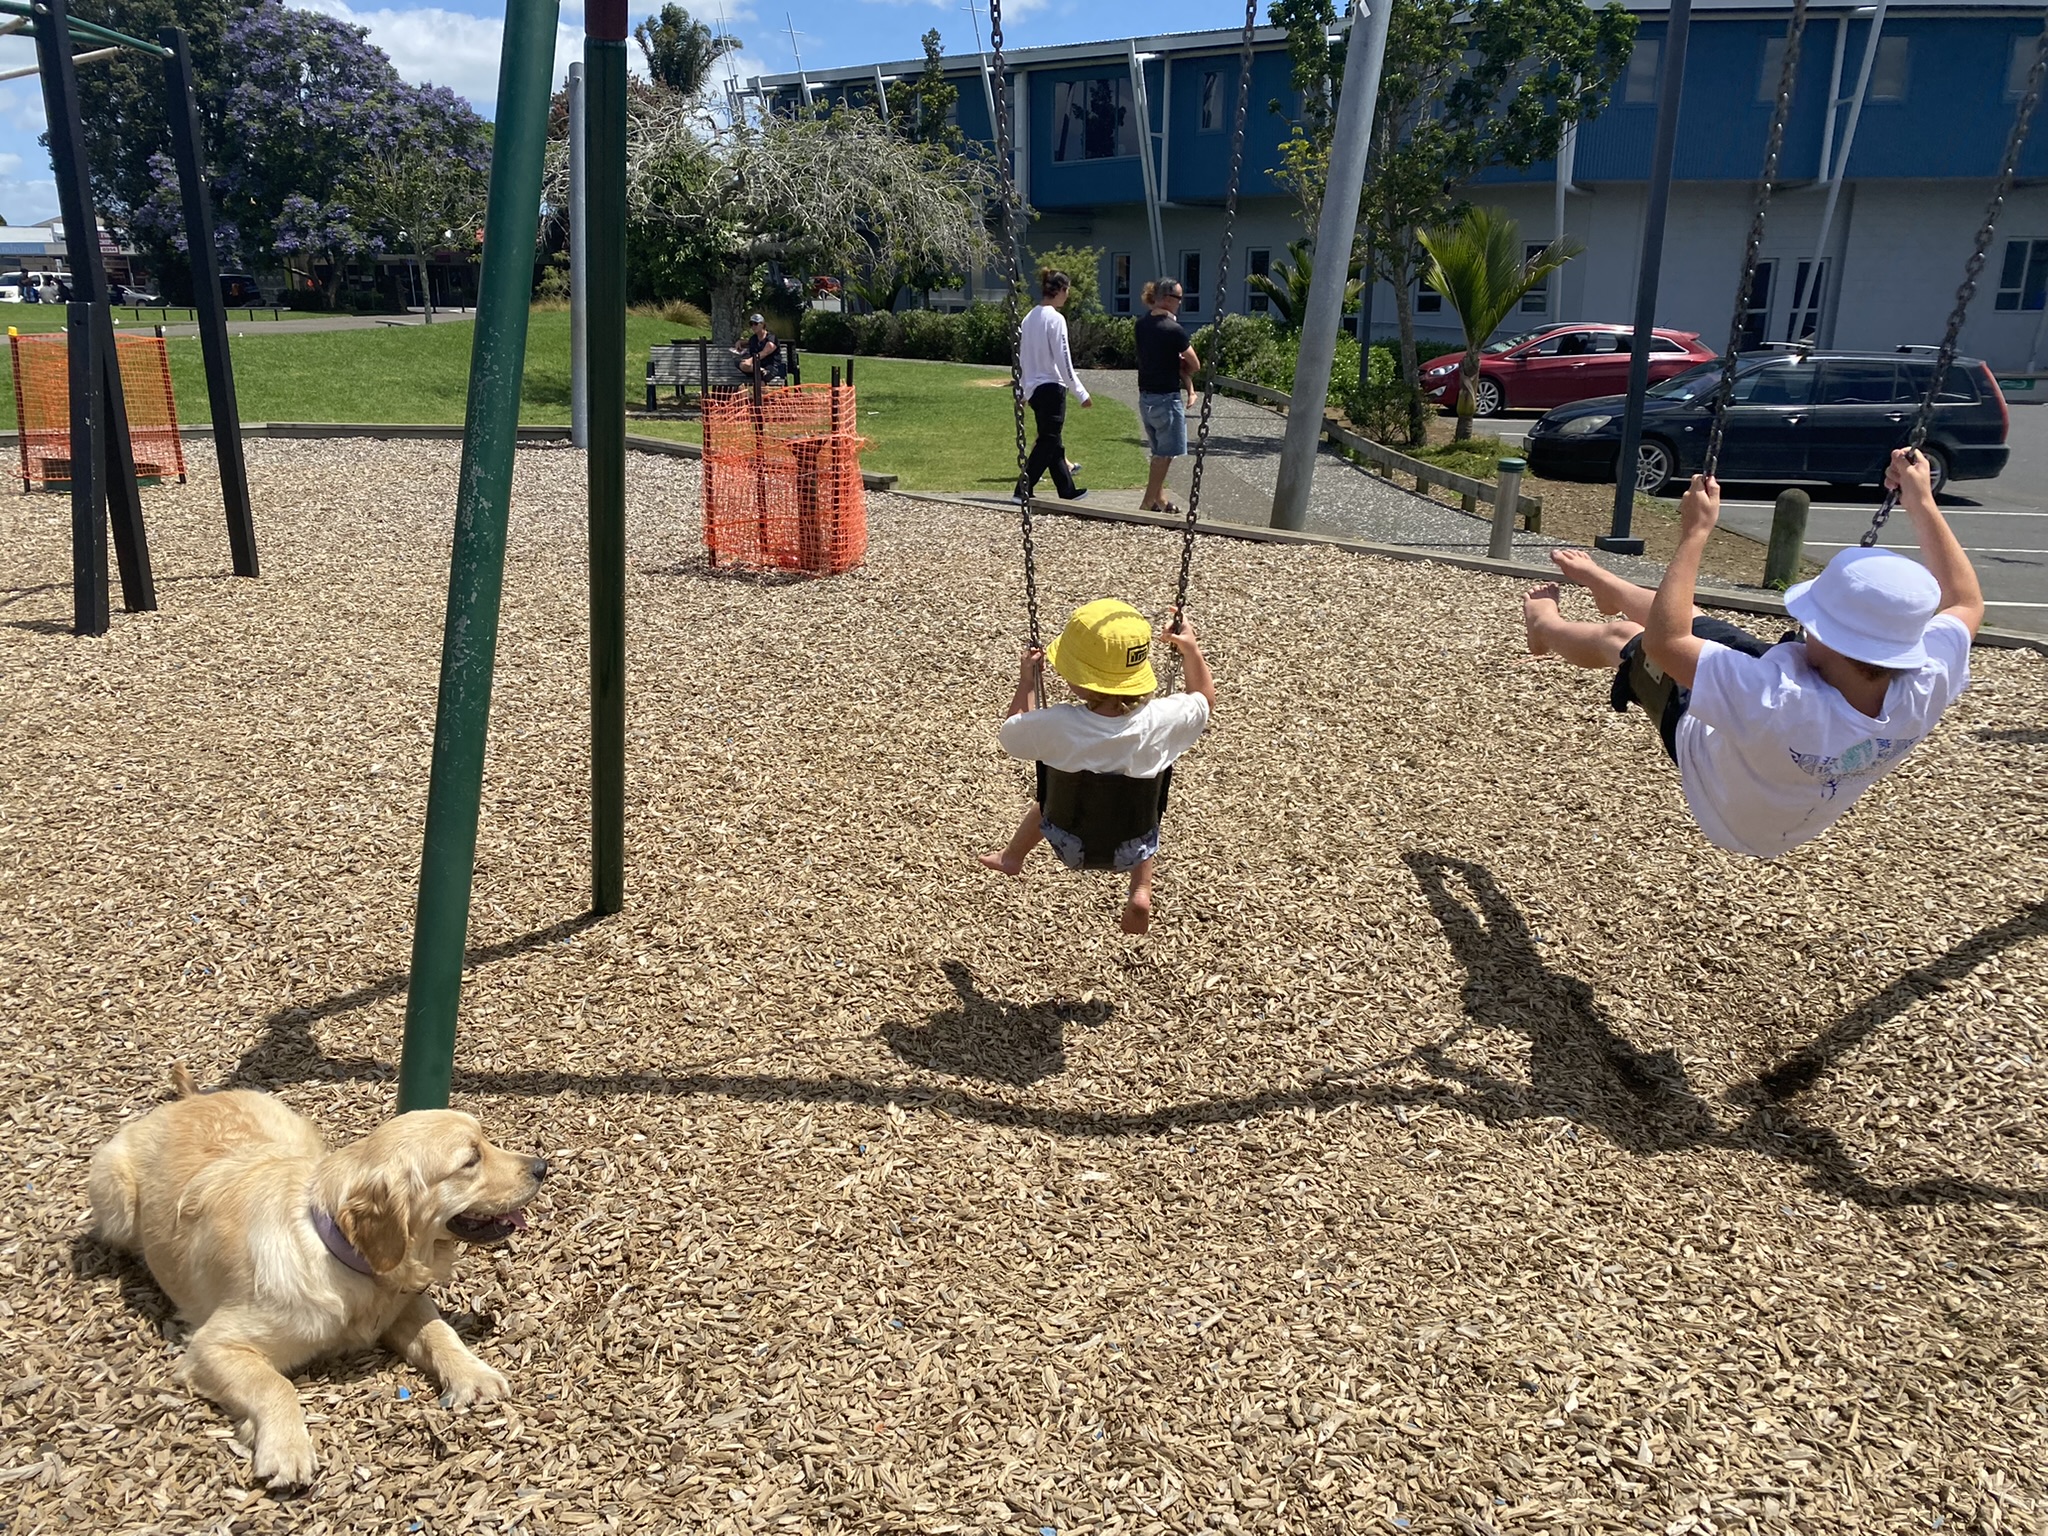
882, 960, 1114, 1086
1398, 852, 1720, 1152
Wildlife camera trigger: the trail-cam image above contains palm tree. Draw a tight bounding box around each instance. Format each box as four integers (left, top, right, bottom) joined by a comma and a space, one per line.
1417, 208, 1583, 442
634, 4, 742, 102
1248, 238, 1361, 332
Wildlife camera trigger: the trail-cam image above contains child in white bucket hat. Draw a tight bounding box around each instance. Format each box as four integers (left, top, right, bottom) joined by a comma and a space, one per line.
1521, 449, 1983, 858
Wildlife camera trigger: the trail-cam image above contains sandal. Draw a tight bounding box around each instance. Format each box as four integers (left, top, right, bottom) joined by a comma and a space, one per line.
1139, 499, 1182, 515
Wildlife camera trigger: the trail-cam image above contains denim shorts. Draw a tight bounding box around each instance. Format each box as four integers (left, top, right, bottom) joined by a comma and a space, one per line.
1042, 816, 1161, 874
1139, 391, 1187, 458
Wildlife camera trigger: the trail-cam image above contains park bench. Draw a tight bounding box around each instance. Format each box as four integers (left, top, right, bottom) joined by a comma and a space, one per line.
646, 337, 806, 411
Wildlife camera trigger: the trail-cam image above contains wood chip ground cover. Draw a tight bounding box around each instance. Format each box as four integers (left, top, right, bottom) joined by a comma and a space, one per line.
2, 440, 2045, 1535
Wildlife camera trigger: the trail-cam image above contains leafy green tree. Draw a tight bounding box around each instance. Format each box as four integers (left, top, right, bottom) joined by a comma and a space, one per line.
551, 98, 996, 344
1247, 238, 1361, 331
892, 29, 963, 150
1270, 0, 1635, 440
339, 109, 492, 322
1416, 206, 1580, 439
634, 4, 742, 101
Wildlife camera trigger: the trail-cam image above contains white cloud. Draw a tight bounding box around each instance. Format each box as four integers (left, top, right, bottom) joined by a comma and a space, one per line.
0, 76, 45, 137
289, 0, 583, 111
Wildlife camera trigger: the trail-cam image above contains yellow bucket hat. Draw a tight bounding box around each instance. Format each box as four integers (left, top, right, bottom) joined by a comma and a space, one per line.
1046, 598, 1157, 696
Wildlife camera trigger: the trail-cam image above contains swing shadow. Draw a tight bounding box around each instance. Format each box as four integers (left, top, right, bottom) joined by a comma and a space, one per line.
880, 959, 1112, 1086
210, 873, 2048, 1211
1974, 727, 2048, 747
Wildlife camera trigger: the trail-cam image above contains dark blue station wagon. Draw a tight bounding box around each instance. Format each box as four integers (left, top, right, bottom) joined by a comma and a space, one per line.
1525, 349, 2011, 496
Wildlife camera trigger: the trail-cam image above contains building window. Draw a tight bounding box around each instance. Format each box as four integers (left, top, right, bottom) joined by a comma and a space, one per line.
1112, 252, 1132, 314
1052, 78, 1138, 162
1757, 36, 1789, 103
1996, 238, 2048, 311
1199, 71, 1223, 131
1417, 277, 1443, 315
1785, 258, 1827, 341
1180, 251, 1202, 315
1737, 260, 1775, 351
1869, 36, 1909, 102
2008, 35, 2042, 100
1520, 241, 1552, 316
1624, 39, 1659, 103
1247, 248, 1271, 313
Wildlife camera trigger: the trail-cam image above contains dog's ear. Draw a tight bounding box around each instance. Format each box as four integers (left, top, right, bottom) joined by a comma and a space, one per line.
336, 1174, 412, 1275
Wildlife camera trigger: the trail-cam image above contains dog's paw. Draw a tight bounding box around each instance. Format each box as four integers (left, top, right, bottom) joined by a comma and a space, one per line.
435, 1358, 510, 1410
253, 1424, 317, 1489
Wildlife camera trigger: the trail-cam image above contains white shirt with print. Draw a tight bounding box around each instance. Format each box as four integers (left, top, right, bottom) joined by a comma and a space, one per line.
1675, 615, 1971, 858
999, 694, 1209, 779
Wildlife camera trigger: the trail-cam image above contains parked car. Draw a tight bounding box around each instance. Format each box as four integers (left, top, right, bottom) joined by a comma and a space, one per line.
1421, 323, 1715, 416
1525, 347, 2011, 495
219, 271, 267, 305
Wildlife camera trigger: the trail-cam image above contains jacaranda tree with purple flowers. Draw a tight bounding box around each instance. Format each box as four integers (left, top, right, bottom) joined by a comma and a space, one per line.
121, 1, 489, 308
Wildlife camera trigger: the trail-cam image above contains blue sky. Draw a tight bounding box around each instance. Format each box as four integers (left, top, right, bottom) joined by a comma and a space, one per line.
0, 0, 1261, 230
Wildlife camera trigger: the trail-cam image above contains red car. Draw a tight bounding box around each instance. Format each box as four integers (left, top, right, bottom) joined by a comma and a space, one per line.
1422, 323, 1716, 417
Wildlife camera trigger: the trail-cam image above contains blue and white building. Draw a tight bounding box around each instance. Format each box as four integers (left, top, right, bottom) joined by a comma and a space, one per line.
747, 1, 2048, 371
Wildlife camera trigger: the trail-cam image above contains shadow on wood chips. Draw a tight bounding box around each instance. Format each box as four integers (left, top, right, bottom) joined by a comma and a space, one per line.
220, 860, 2048, 1213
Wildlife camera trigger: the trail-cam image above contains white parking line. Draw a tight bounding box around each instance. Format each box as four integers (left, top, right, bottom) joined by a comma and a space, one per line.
1725, 503, 2048, 517
1802, 541, 2048, 555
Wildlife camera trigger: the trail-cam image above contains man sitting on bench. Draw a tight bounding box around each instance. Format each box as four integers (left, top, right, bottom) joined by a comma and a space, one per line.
732, 312, 781, 382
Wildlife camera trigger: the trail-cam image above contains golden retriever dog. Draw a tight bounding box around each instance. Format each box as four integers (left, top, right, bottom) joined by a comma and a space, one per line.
88, 1067, 545, 1487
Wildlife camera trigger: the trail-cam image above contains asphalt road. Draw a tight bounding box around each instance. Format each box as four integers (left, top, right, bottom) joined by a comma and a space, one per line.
1483, 406, 2048, 634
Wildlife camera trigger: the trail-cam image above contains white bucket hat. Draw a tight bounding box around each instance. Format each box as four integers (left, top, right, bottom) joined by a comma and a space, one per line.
1784, 546, 1941, 669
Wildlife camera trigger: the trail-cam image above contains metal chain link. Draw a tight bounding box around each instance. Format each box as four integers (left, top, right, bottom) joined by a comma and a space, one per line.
986, 0, 1039, 670
1702, 0, 1809, 481
1862, 20, 2048, 547
1161, 0, 1257, 694
1180, 0, 1259, 623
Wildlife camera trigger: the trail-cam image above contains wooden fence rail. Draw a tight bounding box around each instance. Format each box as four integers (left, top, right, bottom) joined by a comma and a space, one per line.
1211, 375, 1542, 531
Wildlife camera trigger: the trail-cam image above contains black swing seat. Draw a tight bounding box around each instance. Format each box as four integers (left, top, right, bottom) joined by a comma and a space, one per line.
1036, 762, 1173, 871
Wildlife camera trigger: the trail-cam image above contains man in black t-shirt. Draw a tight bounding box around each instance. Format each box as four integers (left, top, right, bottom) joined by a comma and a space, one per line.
733, 313, 781, 381
1133, 279, 1199, 514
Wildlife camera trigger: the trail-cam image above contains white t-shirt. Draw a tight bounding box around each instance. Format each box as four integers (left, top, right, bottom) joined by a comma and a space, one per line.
999, 694, 1210, 778
1018, 303, 1089, 403
1675, 615, 1971, 858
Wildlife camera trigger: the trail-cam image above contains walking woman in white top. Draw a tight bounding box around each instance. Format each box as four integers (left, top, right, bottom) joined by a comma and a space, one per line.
1016, 268, 1091, 501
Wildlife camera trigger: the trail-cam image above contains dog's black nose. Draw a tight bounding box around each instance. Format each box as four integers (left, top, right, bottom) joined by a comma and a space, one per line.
529, 1156, 549, 1182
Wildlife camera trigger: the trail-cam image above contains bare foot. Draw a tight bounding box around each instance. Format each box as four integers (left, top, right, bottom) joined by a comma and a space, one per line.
976, 851, 1024, 877
1523, 582, 1563, 657
1549, 547, 1638, 617
1120, 891, 1152, 935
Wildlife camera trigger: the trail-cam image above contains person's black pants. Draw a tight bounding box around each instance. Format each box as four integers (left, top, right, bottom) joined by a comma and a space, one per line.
1021, 383, 1079, 499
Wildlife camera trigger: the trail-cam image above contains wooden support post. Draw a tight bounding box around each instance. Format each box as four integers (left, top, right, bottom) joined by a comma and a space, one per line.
68, 302, 107, 636
38, 0, 153, 612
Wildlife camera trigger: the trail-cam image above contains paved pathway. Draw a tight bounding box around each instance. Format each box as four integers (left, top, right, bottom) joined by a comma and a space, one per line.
1049, 370, 1671, 587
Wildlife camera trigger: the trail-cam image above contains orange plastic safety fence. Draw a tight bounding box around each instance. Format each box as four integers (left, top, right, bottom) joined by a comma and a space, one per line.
701, 383, 867, 575
8, 330, 186, 490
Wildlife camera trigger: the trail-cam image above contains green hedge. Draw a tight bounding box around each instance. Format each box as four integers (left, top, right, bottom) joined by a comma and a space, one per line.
1189, 314, 1423, 445
796, 301, 1139, 370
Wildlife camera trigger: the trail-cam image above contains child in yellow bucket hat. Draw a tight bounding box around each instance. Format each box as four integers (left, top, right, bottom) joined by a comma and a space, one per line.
978, 598, 1214, 935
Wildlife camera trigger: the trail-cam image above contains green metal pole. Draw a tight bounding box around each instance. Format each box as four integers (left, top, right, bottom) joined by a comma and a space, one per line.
587, 0, 627, 916
396, 0, 562, 1114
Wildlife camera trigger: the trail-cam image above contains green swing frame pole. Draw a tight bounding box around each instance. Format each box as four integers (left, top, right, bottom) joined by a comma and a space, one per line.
587, 0, 627, 916
0, 0, 172, 58
395, 0, 563, 1114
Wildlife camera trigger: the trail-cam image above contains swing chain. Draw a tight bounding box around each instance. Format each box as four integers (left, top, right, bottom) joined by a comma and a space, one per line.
1179, 0, 1259, 627
1703, 0, 1809, 481
987, 0, 1040, 657
1862, 20, 2048, 548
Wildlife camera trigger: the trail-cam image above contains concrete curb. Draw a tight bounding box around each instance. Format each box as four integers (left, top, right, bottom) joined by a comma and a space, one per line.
0, 421, 901, 492
902, 490, 2048, 655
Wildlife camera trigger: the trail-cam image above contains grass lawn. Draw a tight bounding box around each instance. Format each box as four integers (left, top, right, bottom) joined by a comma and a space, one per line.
0, 309, 1149, 495
636, 358, 1148, 493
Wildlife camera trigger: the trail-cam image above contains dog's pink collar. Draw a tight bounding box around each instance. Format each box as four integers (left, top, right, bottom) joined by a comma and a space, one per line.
310, 1206, 377, 1277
